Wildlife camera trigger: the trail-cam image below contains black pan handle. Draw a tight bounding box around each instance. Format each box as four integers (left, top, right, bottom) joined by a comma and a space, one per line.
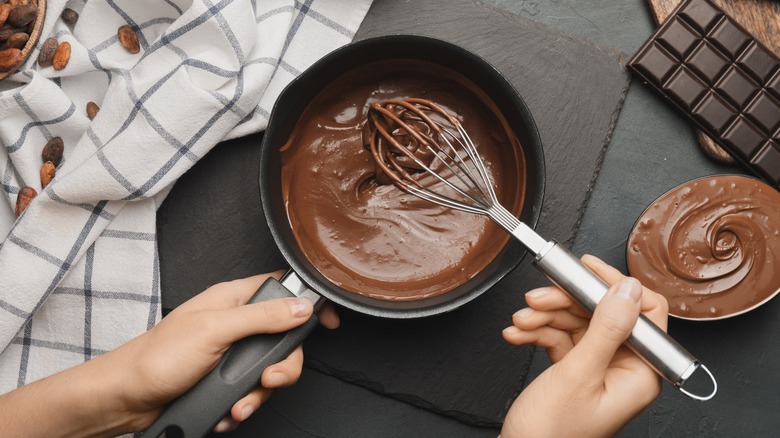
141, 276, 320, 438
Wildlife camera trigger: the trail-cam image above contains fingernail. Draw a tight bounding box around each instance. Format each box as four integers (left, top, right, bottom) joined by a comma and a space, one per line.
513, 308, 533, 319
241, 404, 254, 421
616, 277, 642, 302
290, 298, 313, 317
526, 288, 548, 298
214, 419, 231, 433
503, 326, 521, 336
265, 371, 286, 387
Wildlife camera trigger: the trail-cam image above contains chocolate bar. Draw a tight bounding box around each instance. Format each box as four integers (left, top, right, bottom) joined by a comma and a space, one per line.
628, 0, 780, 187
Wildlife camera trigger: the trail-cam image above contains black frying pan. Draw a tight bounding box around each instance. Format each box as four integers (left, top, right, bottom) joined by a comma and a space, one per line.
142, 35, 545, 437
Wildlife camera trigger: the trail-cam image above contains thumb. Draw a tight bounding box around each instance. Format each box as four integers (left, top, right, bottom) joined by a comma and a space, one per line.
569, 277, 642, 377
215, 297, 314, 344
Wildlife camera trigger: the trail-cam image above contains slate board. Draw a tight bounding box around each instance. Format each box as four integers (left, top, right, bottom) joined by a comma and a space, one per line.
157, 0, 629, 427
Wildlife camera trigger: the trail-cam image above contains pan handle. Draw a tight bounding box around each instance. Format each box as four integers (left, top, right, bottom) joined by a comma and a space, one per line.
141, 273, 324, 438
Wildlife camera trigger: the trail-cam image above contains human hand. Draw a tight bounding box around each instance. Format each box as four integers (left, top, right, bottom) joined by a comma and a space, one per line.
94, 272, 339, 434
501, 255, 668, 438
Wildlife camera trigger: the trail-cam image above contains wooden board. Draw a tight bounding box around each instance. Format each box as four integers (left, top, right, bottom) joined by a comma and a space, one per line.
646, 0, 780, 164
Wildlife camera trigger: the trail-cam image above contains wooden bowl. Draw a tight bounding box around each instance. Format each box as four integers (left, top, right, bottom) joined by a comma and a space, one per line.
0, 0, 47, 81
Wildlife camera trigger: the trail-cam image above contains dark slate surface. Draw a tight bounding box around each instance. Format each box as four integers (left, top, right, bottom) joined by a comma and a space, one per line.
157, 0, 629, 428
210, 368, 499, 438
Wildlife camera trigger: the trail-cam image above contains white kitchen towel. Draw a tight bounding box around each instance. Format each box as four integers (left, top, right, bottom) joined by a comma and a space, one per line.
0, 0, 371, 393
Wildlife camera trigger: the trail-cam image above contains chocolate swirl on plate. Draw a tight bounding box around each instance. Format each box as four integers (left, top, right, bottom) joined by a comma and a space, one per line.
627, 175, 780, 319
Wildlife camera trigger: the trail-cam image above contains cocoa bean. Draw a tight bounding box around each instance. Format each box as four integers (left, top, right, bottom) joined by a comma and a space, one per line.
0, 24, 20, 42
7, 3, 35, 27
0, 4, 11, 27
61, 7, 77, 24
52, 41, 69, 71
4, 31, 27, 49
15, 186, 35, 217
40, 161, 55, 187
86, 101, 99, 120
0, 46, 20, 71
37, 36, 56, 66
41, 137, 64, 166
117, 25, 139, 54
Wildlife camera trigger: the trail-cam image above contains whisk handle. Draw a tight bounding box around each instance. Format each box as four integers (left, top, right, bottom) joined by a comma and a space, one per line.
533, 241, 716, 400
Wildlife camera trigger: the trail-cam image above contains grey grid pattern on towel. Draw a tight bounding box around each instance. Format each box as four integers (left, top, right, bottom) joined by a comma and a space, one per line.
0, 0, 371, 392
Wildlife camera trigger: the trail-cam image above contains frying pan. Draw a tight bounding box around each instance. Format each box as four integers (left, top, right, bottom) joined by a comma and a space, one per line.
142, 35, 545, 437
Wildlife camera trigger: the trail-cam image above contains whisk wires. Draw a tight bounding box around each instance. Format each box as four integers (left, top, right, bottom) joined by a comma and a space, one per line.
365, 97, 542, 248
368, 98, 497, 214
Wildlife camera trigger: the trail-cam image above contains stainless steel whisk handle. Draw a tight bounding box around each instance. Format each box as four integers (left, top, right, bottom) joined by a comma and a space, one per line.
533, 241, 717, 400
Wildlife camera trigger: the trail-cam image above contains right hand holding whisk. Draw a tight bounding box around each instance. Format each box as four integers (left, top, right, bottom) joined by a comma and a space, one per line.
501, 255, 669, 438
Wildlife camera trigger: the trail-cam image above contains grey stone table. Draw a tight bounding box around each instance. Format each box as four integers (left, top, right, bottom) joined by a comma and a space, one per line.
157, 0, 779, 436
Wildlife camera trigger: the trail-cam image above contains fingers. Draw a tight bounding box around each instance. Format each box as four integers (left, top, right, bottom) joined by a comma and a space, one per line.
524, 287, 590, 318
580, 254, 625, 284
213, 415, 240, 433
512, 307, 588, 333
191, 271, 286, 311
214, 296, 314, 344
215, 346, 305, 432
582, 255, 668, 330
261, 346, 304, 388
504, 306, 586, 362
567, 277, 642, 378
213, 387, 273, 433
318, 302, 340, 329
503, 325, 574, 363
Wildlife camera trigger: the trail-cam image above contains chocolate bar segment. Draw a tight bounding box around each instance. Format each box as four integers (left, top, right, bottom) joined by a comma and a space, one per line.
722, 117, 765, 159
715, 66, 758, 108
658, 18, 699, 59
708, 19, 750, 59
767, 71, 780, 100
678, 0, 721, 34
629, 0, 780, 188
752, 142, 780, 185
632, 42, 678, 85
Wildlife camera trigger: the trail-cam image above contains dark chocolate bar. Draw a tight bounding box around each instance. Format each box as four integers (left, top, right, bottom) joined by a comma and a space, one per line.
628, 0, 780, 187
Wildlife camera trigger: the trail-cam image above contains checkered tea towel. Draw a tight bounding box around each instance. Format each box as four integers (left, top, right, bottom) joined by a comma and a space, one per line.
0, 0, 371, 393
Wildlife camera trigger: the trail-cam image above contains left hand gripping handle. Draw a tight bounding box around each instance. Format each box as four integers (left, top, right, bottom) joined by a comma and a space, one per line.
141, 277, 320, 438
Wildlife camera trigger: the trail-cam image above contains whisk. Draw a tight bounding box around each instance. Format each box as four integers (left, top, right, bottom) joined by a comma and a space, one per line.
366, 98, 716, 400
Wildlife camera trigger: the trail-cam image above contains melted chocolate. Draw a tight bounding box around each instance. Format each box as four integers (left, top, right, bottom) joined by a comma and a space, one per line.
281, 60, 525, 301
627, 175, 780, 318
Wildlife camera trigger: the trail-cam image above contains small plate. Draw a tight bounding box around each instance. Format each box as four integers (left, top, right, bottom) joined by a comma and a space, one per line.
626, 174, 780, 321
0, 0, 47, 81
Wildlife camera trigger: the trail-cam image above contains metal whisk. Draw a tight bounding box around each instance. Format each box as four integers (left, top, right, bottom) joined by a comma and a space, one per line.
366, 98, 716, 401
367, 98, 545, 250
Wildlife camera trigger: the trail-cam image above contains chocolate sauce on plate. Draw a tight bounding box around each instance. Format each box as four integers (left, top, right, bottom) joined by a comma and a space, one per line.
627, 175, 780, 318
